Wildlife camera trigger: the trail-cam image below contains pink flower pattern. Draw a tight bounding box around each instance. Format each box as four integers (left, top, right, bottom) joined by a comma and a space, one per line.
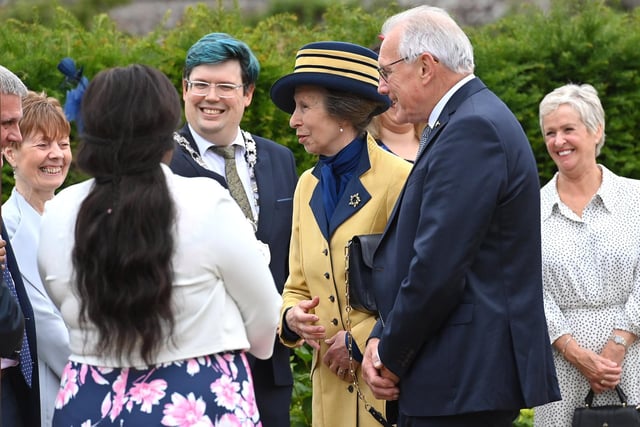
54, 353, 261, 426
55, 362, 80, 408
129, 379, 167, 413
109, 370, 129, 420
210, 375, 241, 410
161, 392, 214, 426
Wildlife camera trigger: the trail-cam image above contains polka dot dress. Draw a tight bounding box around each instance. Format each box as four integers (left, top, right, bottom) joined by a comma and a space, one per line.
534, 166, 640, 427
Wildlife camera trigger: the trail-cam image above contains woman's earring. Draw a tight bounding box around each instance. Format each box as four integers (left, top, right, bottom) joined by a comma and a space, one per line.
339, 127, 344, 133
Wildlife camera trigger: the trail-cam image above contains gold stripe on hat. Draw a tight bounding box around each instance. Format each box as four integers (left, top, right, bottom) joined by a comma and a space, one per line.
294, 48, 380, 87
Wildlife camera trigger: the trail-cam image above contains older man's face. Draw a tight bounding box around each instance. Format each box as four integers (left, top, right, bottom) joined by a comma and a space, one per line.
378, 27, 426, 126
1, 93, 23, 149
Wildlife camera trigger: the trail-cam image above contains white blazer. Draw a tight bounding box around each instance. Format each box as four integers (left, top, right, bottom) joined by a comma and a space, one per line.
3, 188, 71, 427
38, 164, 281, 368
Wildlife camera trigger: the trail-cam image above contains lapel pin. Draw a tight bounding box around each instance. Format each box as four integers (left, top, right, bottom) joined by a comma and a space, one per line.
349, 193, 361, 208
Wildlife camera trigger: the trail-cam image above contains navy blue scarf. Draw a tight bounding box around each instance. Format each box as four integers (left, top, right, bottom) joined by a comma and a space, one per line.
318, 136, 365, 222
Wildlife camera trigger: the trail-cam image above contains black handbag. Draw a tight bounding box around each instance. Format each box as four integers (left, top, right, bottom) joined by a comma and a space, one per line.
572, 385, 640, 426
345, 234, 382, 315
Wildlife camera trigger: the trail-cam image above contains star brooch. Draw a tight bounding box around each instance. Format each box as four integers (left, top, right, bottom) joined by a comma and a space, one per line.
349, 193, 361, 208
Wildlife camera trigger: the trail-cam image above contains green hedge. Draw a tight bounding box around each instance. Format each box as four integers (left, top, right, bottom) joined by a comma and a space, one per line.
3, 1, 640, 196
3, 1, 639, 425
0, 2, 403, 196
471, 0, 640, 184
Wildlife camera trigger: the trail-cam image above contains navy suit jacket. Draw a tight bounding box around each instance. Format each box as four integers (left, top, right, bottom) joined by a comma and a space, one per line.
169, 125, 297, 387
1, 222, 40, 426
371, 78, 560, 416
0, 259, 23, 358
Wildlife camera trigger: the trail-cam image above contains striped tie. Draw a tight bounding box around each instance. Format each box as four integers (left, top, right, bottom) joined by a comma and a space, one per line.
417, 124, 433, 156
3, 265, 33, 387
211, 145, 254, 222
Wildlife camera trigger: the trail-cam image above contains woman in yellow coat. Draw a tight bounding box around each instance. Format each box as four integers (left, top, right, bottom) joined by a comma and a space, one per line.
270, 41, 411, 426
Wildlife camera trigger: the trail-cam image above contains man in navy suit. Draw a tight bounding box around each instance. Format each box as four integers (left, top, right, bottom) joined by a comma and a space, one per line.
169, 33, 298, 427
361, 6, 561, 426
0, 64, 41, 427
0, 65, 25, 360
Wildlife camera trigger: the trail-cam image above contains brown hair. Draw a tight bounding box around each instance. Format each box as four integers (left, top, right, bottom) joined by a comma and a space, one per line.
17, 91, 70, 146
73, 64, 180, 365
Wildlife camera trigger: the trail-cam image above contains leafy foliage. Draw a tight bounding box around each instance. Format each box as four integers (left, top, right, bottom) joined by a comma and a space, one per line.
0, 0, 130, 27
290, 346, 314, 427
471, 0, 640, 185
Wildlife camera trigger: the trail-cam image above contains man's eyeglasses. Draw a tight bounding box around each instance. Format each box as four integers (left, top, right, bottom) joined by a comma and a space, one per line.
186, 80, 245, 98
378, 54, 439, 83
377, 57, 409, 83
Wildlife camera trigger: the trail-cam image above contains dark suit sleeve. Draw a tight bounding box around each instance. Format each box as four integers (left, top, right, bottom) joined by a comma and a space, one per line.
0, 274, 24, 358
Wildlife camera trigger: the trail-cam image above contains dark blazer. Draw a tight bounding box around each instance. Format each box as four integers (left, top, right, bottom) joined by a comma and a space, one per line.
370, 78, 560, 416
169, 125, 297, 418
1, 223, 40, 426
0, 263, 23, 358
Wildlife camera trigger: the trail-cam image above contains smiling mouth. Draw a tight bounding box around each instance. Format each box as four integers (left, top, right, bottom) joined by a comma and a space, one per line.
40, 166, 63, 174
202, 107, 224, 115
558, 149, 573, 156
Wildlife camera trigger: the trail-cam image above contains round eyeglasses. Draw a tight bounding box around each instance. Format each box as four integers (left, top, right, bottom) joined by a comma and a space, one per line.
186, 80, 245, 98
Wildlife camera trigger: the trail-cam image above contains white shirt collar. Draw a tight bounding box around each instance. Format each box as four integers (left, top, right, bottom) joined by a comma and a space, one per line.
428, 74, 476, 128
188, 123, 245, 154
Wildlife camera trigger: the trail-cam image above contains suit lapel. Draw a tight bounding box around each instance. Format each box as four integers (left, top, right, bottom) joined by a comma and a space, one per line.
178, 124, 201, 155
309, 166, 330, 240
309, 146, 373, 240
1, 222, 38, 376
414, 77, 487, 163
383, 78, 488, 236
328, 177, 371, 235
171, 124, 227, 188
253, 138, 274, 242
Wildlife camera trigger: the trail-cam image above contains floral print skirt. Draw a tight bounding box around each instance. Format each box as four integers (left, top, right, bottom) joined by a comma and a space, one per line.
53, 351, 262, 427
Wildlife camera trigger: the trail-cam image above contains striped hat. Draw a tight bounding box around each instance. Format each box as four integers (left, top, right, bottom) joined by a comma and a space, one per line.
270, 41, 390, 115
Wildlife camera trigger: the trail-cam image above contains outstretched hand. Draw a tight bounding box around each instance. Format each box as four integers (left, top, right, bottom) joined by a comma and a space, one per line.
285, 296, 326, 350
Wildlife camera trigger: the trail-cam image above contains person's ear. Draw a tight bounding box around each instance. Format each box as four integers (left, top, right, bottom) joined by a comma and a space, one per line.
3, 145, 18, 169
419, 52, 439, 80
243, 83, 256, 107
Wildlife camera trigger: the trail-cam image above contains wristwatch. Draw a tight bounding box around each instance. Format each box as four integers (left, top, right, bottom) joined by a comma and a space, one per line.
610, 334, 629, 350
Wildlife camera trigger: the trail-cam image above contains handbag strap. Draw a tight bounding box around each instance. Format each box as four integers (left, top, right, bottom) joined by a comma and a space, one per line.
584, 385, 629, 407
343, 242, 394, 427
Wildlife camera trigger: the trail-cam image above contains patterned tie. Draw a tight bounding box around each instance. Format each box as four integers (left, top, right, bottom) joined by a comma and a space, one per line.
417, 124, 433, 156
3, 265, 33, 387
211, 145, 254, 222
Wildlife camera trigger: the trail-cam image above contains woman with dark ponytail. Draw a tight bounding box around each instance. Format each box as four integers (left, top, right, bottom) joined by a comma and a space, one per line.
38, 64, 281, 426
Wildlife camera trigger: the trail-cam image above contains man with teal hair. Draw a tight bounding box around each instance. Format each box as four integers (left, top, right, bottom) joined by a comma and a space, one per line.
170, 33, 297, 426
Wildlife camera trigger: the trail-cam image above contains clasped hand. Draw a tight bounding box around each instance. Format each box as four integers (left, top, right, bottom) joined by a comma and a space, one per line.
572, 344, 623, 394
362, 338, 400, 401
